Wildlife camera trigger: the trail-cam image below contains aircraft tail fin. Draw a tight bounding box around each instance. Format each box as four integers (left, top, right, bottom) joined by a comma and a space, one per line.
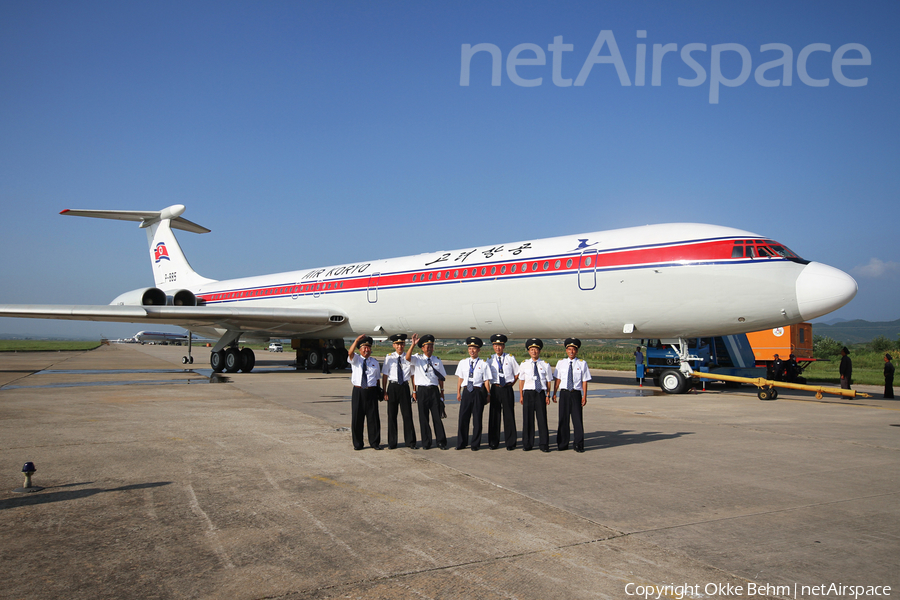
61, 204, 216, 288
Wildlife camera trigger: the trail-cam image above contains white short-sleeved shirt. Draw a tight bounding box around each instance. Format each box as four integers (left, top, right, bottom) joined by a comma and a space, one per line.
349, 353, 381, 388
554, 357, 591, 390
455, 357, 492, 388
383, 352, 412, 384
410, 354, 447, 386
487, 353, 519, 385
518, 359, 554, 391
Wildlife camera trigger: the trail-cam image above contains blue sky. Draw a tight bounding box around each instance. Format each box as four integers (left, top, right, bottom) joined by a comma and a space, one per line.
1, 1, 898, 338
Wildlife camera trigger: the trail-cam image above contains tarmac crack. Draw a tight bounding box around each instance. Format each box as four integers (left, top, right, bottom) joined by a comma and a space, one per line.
622, 488, 900, 536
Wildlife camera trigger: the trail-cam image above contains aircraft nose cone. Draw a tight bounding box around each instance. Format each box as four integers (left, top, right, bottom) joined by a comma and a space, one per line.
795, 262, 857, 321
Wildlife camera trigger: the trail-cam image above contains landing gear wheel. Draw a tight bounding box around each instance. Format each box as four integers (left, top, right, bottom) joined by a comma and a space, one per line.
660, 370, 687, 394
189, 356, 194, 364
210, 350, 226, 373
307, 349, 322, 370
224, 347, 242, 373
240, 348, 255, 373
758, 388, 777, 401
182, 356, 189, 364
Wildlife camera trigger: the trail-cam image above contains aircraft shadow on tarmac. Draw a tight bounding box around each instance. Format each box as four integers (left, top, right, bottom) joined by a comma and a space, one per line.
583, 429, 694, 451
1, 481, 171, 510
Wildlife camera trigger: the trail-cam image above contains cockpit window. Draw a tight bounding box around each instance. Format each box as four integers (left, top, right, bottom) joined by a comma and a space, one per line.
731, 240, 808, 264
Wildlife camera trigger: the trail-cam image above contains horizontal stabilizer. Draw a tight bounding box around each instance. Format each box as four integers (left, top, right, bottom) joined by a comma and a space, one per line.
60, 205, 210, 234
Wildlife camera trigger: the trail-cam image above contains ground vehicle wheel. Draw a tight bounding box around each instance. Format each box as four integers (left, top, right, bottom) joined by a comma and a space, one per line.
224, 348, 242, 373
660, 370, 686, 394
210, 350, 225, 372
240, 348, 255, 373
324, 350, 339, 370
307, 349, 322, 369
758, 388, 774, 400
769, 387, 778, 399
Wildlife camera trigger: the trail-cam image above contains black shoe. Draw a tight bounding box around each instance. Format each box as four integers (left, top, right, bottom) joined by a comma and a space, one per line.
439, 443, 447, 450
489, 446, 498, 450
354, 447, 364, 451
388, 446, 397, 450
372, 445, 383, 450
540, 446, 550, 453
506, 446, 515, 451
575, 446, 585, 453
471, 446, 479, 451
558, 446, 568, 451
409, 444, 418, 449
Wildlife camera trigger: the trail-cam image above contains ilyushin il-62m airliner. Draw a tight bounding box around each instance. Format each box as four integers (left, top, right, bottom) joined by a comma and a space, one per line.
0, 205, 857, 393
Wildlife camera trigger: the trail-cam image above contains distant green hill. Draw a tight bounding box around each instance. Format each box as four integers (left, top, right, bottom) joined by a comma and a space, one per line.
812, 319, 900, 345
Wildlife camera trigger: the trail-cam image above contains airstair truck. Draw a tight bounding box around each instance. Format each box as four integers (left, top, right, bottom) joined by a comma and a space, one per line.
641, 335, 763, 394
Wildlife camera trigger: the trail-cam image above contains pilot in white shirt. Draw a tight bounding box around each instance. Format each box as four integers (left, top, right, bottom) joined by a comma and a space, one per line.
405, 333, 448, 450
487, 333, 519, 450
552, 338, 591, 453
381, 333, 417, 449
347, 334, 382, 450
454, 336, 492, 450
518, 338, 554, 452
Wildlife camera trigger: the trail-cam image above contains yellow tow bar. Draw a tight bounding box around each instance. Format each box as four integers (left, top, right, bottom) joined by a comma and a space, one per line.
692, 371, 870, 400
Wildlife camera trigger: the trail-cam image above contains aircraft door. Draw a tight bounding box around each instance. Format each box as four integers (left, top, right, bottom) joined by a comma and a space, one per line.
578, 249, 598, 290
367, 273, 380, 303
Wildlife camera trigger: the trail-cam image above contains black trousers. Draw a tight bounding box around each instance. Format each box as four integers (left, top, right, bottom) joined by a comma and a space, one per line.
386, 381, 417, 448
522, 389, 549, 451
457, 386, 487, 449
351, 386, 381, 450
488, 383, 517, 449
886, 375, 894, 399
417, 385, 446, 449
557, 389, 584, 450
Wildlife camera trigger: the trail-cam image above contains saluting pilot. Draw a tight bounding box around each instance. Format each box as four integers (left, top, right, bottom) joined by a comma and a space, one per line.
552, 338, 591, 453
405, 334, 448, 450
518, 338, 554, 452
347, 334, 382, 451
487, 333, 519, 450
382, 333, 417, 449
455, 336, 492, 451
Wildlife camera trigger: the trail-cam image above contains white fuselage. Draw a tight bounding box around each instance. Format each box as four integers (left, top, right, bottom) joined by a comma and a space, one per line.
180, 223, 856, 342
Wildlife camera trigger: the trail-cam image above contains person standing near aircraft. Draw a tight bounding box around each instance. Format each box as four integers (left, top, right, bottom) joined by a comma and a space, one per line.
518, 338, 554, 452
884, 354, 894, 399
455, 337, 492, 451
347, 334, 382, 450
406, 334, 448, 450
553, 338, 591, 453
382, 333, 417, 449
487, 334, 519, 451
839, 347, 853, 390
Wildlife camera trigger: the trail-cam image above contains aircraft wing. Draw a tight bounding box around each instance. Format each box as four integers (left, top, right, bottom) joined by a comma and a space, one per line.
0, 305, 344, 337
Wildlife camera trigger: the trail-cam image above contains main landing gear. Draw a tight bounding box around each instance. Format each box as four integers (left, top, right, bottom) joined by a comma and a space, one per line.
210, 346, 256, 373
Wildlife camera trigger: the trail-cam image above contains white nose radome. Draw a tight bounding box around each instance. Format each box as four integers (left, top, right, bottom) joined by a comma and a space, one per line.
795, 262, 857, 321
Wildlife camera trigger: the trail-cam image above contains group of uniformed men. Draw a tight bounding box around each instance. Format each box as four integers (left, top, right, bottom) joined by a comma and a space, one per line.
347, 332, 591, 453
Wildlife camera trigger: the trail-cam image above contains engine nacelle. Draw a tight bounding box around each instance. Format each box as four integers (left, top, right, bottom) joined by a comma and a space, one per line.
171, 289, 197, 306
110, 287, 167, 306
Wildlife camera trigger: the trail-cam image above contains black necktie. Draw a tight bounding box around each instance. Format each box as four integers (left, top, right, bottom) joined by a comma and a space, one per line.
467, 359, 475, 392
533, 361, 542, 391
361, 359, 368, 389
497, 355, 506, 385
396, 356, 403, 385
567, 361, 574, 391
